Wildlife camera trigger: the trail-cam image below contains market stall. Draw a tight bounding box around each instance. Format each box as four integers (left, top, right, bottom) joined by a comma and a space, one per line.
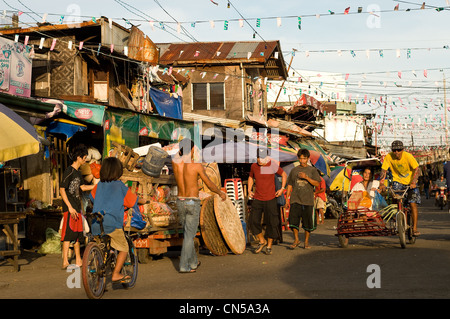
0, 103, 43, 271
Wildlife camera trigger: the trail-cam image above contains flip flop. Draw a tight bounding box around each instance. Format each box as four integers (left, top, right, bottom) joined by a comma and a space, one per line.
179, 269, 196, 273
254, 241, 267, 254
288, 241, 300, 250
112, 275, 131, 283
413, 231, 421, 237
193, 261, 201, 270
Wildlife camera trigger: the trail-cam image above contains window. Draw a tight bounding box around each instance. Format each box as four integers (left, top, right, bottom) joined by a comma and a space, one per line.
192, 83, 207, 110
192, 83, 225, 111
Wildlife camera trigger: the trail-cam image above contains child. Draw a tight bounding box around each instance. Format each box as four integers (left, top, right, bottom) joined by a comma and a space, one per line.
89, 157, 145, 283
60, 144, 94, 269
314, 176, 327, 224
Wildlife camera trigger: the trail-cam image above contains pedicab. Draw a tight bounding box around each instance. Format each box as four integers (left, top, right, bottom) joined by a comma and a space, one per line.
335, 158, 416, 249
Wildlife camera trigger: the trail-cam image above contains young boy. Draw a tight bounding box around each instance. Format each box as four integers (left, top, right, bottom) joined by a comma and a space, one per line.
60, 144, 94, 269
285, 149, 321, 249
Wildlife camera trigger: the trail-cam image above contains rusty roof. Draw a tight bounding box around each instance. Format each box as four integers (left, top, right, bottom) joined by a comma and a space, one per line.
157, 40, 288, 80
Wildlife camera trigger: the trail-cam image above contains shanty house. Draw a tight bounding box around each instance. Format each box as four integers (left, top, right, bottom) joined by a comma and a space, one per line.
157, 41, 288, 122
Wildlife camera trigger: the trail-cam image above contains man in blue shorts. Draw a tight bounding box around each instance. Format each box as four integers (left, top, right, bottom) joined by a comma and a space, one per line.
380, 140, 420, 236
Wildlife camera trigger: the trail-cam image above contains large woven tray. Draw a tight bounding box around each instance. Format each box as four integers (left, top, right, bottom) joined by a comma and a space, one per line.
214, 195, 246, 255
199, 195, 228, 256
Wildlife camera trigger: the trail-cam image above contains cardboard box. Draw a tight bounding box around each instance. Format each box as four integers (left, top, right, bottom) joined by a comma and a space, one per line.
348, 191, 363, 210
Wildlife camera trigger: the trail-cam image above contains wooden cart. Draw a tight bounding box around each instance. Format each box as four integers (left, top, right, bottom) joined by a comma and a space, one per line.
119, 169, 198, 263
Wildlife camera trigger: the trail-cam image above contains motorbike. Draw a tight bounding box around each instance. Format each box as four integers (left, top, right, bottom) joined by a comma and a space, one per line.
326, 190, 344, 219
437, 186, 447, 210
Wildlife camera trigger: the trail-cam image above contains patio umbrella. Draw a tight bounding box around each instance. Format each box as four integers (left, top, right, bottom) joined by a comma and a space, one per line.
309, 150, 330, 176
323, 166, 352, 191
0, 103, 40, 162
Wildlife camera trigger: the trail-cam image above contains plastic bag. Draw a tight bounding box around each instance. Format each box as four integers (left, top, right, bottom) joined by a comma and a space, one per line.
372, 191, 388, 211
359, 191, 372, 208
124, 202, 147, 229
37, 228, 61, 254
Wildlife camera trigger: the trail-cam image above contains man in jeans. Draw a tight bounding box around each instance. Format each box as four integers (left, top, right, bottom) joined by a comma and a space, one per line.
172, 138, 226, 273
248, 148, 287, 255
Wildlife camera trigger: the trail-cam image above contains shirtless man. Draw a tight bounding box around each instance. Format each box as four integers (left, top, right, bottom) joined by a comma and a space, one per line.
172, 138, 226, 273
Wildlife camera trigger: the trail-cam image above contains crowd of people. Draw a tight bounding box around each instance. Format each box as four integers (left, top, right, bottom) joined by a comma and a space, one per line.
58, 138, 449, 275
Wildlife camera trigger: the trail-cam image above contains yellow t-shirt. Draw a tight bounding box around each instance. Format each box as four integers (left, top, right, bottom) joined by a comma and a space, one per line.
381, 151, 419, 185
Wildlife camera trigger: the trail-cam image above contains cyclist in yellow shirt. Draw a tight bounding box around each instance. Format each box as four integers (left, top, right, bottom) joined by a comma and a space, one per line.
380, 140, 420, 236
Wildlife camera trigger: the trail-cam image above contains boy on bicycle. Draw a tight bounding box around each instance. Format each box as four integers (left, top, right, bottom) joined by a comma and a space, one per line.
380, 140, 420, 236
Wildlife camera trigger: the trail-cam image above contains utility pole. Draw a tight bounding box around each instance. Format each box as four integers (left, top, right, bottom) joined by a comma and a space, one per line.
444, 72, 448, 149
272, 51, 295, 109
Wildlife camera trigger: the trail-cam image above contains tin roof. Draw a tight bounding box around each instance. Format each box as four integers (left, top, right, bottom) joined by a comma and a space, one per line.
157, 40, 288, 80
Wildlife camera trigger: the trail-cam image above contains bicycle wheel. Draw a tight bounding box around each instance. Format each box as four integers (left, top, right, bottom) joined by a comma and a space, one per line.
82, 242, 106, 299
121, 235, 138, 289
396, 211, 406, 249
407, 211, 416, 245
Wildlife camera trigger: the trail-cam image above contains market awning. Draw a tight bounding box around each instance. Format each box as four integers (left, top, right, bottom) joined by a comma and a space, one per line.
45, 118, 87, 140
62, 100, 106, 126
0, 103, 40, 162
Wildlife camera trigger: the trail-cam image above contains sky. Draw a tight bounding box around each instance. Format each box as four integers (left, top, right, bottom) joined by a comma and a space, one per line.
6, 0, 450, 147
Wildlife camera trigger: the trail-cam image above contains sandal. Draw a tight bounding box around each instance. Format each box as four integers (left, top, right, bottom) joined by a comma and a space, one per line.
413, 231, 421, 237
289, 241, 300, 250
254, 241, 267, 254
265, 247, 272, 255
112, 275, 131, 283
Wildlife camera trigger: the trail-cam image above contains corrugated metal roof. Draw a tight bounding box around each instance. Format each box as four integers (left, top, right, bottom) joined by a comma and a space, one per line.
157, 41, 281, 64
156, 40, 288, 80
226, 42, 259, 59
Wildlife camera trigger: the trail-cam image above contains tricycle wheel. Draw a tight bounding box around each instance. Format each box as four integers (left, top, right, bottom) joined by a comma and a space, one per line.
137, 248, 151, 264
338, 235, 348, 248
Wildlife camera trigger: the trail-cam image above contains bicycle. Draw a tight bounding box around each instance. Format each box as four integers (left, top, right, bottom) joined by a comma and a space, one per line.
82, 211, 138, 299
388, 186, 416, 248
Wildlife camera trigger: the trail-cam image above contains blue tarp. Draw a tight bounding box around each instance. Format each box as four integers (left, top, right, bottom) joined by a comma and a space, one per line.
149, 87, 182, 120
45, 119, 87, 140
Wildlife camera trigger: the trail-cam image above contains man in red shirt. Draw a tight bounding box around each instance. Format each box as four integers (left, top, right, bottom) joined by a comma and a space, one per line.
248, 148, 287, 255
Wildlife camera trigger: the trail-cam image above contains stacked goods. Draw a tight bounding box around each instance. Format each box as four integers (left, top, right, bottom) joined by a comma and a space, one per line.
139, 185, 177, 228
152, 185, 171, 203
224, 178, 245, 222
144, 201, 176, 227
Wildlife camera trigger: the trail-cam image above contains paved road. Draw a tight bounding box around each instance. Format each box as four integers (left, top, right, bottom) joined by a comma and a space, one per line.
1, 197, 450, 304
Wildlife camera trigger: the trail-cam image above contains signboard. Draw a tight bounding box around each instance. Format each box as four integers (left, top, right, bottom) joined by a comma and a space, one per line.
0, 37, 32, 97
63, 100, 106, 126
103, 110, 139, 157
139, 114, 197, 142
